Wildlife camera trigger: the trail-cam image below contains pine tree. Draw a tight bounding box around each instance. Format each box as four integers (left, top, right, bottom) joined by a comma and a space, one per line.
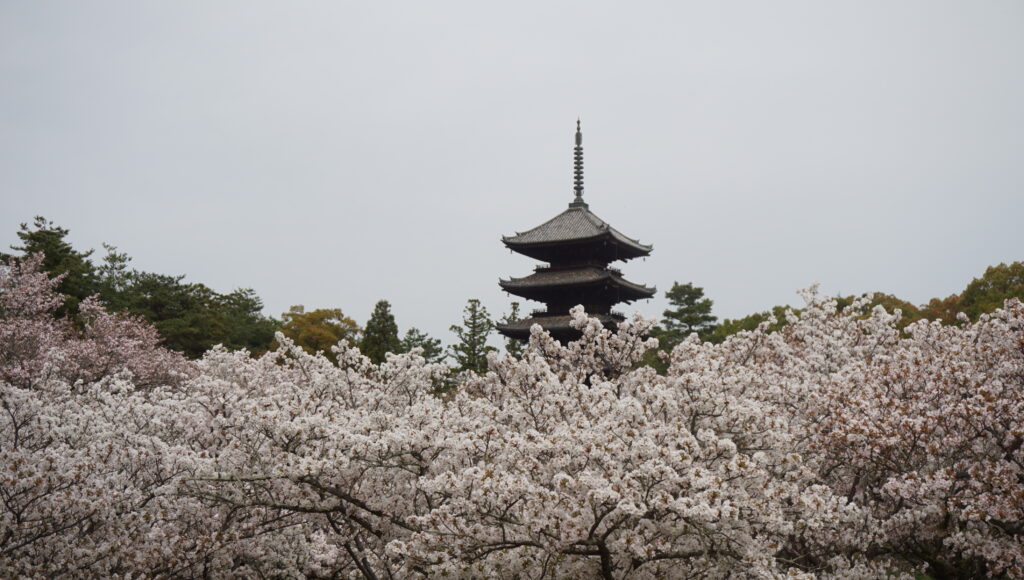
642, 283, 718, 374
657, 282, 717, 348
5, 218, 281, 356
3, 217, 99, 317
499, 301, 525, 358
361, 300, 401, 364
449, 298, 496, 374
400, 327, 445, 364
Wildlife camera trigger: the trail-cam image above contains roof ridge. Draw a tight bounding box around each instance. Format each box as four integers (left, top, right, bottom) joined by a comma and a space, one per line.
500, 206, 577, 242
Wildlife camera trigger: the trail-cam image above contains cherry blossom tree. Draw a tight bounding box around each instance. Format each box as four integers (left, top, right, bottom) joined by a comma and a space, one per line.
659, 289, 1024, 577
2, 254, 1021, 578
172, 311, 870, 578
780, 294, 1024, 577
0, 254, 191, 389
1, 255, 207, 577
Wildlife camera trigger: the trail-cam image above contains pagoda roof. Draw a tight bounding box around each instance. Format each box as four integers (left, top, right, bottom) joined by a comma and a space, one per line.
502, 203, 652, 258
500, 266, 655, 300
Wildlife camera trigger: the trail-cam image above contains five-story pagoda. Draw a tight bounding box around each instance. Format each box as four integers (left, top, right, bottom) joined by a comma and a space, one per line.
497, 121, 655, 343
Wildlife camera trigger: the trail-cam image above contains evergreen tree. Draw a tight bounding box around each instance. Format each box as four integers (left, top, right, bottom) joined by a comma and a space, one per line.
499, 301, 525, 358
95, 244, 133, 302
400, 327, 445, 364
657, 282, 717, 346
3, 217, 99, 317
361, 300, 401, 364
104, 270, 279, 358
645, 282, 718, 372
120, 272, 225, 358
449, 298, 496, 374
217, 288, 279, 355
5, 217, 279, 356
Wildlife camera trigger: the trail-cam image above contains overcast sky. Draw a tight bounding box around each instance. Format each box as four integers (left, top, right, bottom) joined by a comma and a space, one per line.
2, 1, 1022, 345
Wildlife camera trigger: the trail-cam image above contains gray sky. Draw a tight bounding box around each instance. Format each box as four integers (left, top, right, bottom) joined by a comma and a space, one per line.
2, 1, 1022, 346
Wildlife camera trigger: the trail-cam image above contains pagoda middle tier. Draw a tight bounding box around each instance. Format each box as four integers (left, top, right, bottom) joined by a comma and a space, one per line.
499, 265, 654, 312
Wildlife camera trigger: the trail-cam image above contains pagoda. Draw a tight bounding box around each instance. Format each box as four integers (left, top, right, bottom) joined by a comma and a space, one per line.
497, 121, 655, 343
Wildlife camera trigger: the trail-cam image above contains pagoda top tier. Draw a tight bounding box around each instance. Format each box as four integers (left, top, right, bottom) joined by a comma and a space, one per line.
502, 204, 653, 262
502, 120, 652, 264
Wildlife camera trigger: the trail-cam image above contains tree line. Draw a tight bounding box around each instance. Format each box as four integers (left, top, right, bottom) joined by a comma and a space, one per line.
3, 217, 501, 373
3, 217, 279, 358
647, 264, 1024, 370
7, 217, 1021, 374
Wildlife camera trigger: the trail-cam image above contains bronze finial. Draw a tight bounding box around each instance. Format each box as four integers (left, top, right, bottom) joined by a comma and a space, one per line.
571, 119, 586, 207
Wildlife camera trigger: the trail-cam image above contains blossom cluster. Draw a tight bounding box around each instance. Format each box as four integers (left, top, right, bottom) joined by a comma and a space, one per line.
1, 257, 1021, 578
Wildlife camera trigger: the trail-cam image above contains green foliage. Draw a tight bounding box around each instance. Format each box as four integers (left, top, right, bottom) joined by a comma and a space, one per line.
2, 217, 99, 317
638, 284, 712, 375
833, 293, 927, 332
449, 299, 496, 374
499, 301, 525, 358
5, 217, 279, 357
865, 293, 926, 328
400, 327, 445, 364
96, 244, 132, 297
707, 294, 925, 345
275, 306, 360, 364
654, 282, 717, 348
917, 262, 1023, 325
361, 300, 402, 364
921, 294, 961, 325
217, 288, 279, 355
707, 306, 792, 344
642, 283, 718, 373
115, 272, 224, 358
98, 270, 279, 358
959, 262, 1024, 321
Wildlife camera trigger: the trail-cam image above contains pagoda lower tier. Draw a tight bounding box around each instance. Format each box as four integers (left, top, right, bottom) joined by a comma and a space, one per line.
497, 265, 655, 342
496, 312, 626, 342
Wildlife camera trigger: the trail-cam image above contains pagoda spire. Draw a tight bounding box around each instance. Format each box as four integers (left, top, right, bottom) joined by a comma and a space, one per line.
571, 119, 587, 208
